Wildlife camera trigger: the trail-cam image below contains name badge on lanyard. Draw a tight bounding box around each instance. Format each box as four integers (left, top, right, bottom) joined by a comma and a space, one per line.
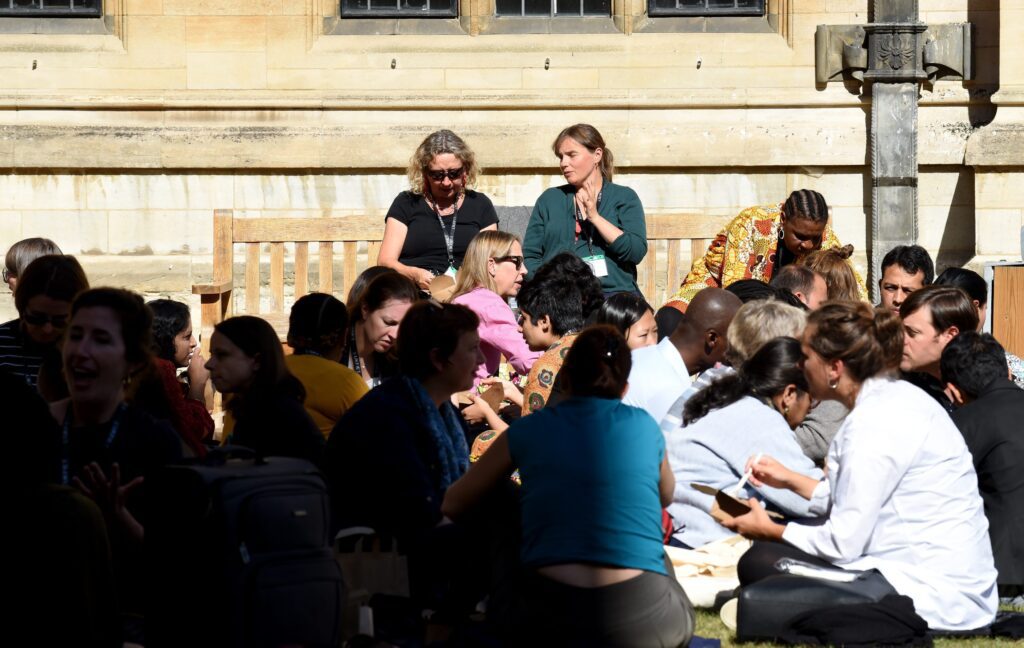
582, 254, 609, 277
433, 195, 459, 276
574, 189, 607, 278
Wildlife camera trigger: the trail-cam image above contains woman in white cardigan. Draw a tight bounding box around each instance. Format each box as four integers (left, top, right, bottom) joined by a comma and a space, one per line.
724, 301, 997, 631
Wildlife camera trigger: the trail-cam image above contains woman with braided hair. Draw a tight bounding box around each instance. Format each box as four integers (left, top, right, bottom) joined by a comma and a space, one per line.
668, 189, 865, 308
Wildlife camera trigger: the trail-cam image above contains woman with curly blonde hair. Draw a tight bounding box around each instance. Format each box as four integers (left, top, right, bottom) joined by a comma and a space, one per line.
378, 130, 498, 291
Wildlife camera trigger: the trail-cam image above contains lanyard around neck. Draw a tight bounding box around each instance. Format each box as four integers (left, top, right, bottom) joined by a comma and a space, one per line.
61, 402, 127, 486
429, 193, 460, 268
572, 189, 603, 256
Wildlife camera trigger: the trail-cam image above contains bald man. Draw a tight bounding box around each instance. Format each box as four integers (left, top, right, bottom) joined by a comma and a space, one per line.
624, 288, 742, 424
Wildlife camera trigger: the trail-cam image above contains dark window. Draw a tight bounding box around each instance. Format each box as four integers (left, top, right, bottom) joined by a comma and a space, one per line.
0, 0, 101, 16
340, 0, 457, 18
648, 0, 763, 17
495, 0, 610, 17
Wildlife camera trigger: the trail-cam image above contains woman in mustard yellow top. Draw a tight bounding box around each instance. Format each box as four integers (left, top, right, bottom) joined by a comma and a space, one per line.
285, 293, 369, 438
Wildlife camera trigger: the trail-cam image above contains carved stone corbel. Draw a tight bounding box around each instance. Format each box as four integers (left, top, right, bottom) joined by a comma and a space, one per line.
815, 22, 972, 89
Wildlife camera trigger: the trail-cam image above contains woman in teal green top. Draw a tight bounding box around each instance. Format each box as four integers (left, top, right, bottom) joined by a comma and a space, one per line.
523, 124, 648, 294
442, 325, 693, 646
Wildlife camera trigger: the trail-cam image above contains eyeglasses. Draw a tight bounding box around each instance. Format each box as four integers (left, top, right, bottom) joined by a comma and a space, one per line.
426, 167, 465, 182
2, 268, 12, 283
493, 255, 524, 270
23, 311, 68, 328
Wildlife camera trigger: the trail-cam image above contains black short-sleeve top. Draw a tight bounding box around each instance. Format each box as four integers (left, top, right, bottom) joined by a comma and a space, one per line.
385, 190, 499, 275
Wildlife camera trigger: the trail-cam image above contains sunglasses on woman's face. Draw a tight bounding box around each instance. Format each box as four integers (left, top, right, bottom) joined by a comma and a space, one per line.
2, 268, 12, 283
426, 167, 465, 182
23, 311, 68, 328
493, 255, 524, 270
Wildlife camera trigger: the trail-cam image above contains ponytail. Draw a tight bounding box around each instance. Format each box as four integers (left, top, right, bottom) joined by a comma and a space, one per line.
561, 325, 630, 399
683, 337, 807, 426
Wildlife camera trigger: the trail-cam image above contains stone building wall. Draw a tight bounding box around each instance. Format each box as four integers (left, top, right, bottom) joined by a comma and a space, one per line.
0, 0, 1015, 323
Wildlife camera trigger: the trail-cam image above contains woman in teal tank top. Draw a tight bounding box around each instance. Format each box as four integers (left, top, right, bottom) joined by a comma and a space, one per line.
443, 325, 694, 646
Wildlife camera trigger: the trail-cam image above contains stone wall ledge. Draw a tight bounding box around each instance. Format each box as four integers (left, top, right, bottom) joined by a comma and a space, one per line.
966, 106, 1024, 166
0, 106, 980, 169
0, 86, 989, 111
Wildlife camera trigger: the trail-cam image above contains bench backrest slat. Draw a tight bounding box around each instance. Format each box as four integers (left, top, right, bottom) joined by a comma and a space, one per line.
198, 210, 733, 343
245, 242, 260, 314
294, 242, 309, 298
233, 215, 382, 243
319, 242, 334, 294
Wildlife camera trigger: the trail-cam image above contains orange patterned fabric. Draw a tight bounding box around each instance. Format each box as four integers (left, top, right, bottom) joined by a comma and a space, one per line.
521, 333, 578, 416
668, 204, 865, 305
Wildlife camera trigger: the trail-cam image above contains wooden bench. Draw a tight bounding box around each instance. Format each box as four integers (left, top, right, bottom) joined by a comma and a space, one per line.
191, 208, 733, 353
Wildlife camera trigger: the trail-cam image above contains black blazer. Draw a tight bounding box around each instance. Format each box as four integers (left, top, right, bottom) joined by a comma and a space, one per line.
951, 377, 1024, 587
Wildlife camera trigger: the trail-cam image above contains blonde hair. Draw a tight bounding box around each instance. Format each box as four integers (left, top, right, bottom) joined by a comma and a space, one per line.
725, 299, 807, 366
450, 230, 519, 300
801, 245, 860, 301
407, 129, 480, 196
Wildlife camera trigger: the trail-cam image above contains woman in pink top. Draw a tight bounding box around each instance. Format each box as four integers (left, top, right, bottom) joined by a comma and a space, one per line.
450, 230, 540, 386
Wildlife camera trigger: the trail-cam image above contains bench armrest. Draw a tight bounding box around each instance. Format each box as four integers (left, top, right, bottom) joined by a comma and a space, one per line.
192, 279, 233, 296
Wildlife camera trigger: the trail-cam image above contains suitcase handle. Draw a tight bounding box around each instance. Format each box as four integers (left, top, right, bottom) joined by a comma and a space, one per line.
206, 445, 262, 465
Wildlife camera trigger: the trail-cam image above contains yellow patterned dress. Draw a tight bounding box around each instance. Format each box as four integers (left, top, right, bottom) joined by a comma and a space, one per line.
667, 204, 865, 306
521, 333, 578, 416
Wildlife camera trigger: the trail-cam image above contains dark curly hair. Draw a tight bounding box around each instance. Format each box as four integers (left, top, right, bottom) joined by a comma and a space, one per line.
148, 299, 191, 364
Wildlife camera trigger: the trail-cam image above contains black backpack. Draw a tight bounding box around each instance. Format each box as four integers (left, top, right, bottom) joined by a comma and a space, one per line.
148, 449, 344, 648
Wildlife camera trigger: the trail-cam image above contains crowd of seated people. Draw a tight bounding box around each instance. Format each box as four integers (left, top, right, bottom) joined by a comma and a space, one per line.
5, 165, 1024, 647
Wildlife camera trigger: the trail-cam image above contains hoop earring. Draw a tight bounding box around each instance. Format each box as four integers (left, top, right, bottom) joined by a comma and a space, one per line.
778, 226, 785, 240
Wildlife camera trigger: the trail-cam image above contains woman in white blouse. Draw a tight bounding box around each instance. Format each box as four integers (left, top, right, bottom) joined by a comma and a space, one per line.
724, 301, 997, 631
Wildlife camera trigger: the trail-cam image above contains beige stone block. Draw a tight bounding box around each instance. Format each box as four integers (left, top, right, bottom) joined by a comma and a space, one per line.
824, 0, 867, 13
918, 205, 975, 253
1, 67, 186, 90
108, 209, 210, 255
320, 69, 446, 91
126, 0, 164, 15
446, 69, 522, 90
75, 255, 196, 294
703, 173, 784, 210
10, 125, 163, 169
163, 0, 284, 15
186, 16, 267, 52
20, 211, 108, 255
827, 206, 867, 251
102, 16, 187, 68
975, 209, 1024, 256
280, 0, 307, 15
160, 127, 317, 168
0, 176, 82, 210
232, 174, 405, 212
919, 170, 973, 208
265, 16, 309, 68
503, 175, 556, 206
976, 172, 1024, 208
187, 52, 267, 89
790, 171, 866, 208
920, 11, 969, 24
0, 212, 23, 250
618, 173, 704, 211
522, 68, 599, 90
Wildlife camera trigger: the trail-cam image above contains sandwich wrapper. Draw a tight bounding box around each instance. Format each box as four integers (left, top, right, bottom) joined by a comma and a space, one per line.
690, 483, 783, 524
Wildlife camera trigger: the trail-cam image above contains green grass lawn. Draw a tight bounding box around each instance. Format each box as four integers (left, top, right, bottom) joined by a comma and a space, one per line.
693, 609, 1019, 647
